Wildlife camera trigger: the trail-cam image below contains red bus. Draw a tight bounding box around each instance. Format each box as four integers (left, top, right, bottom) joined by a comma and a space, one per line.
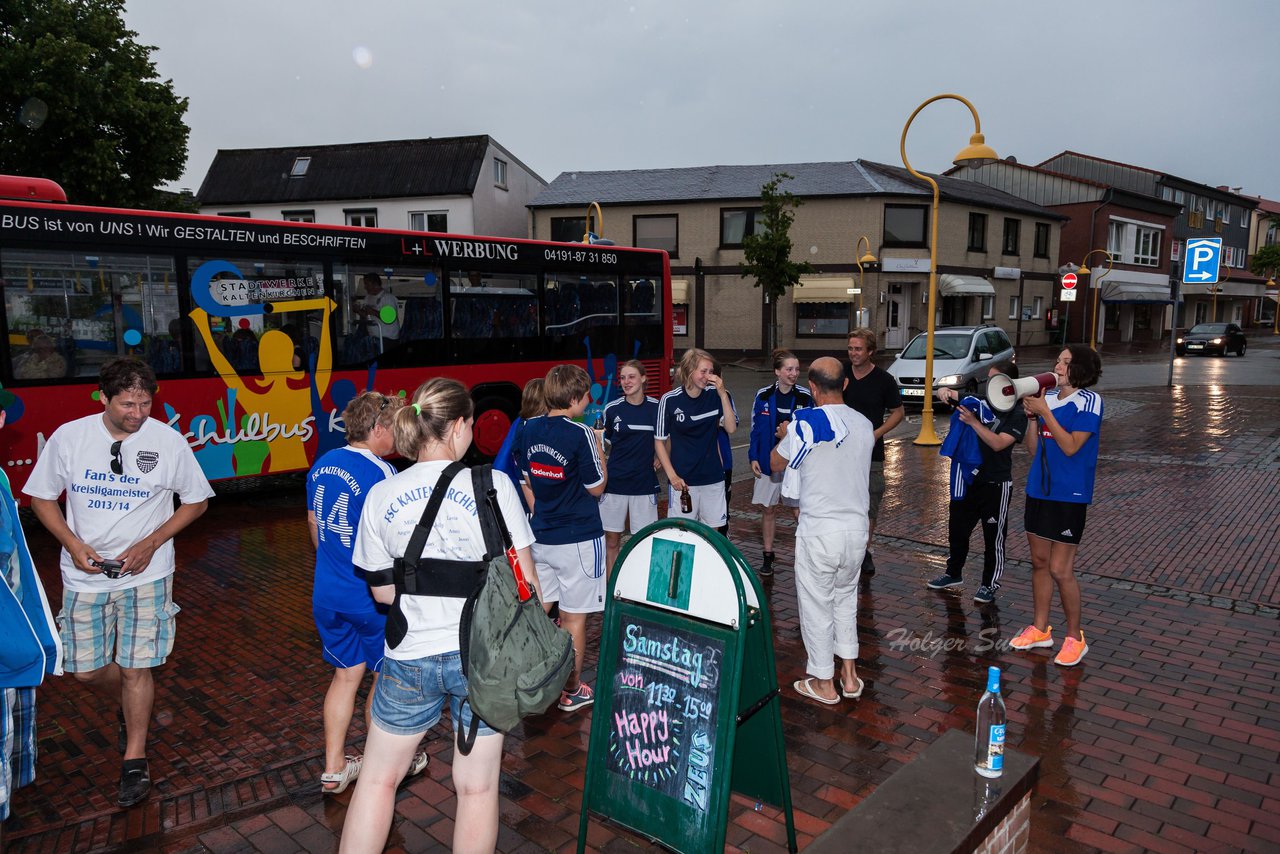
0, 177, 672, 498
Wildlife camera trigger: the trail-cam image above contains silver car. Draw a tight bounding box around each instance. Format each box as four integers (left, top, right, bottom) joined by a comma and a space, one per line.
886, 324, 1016, 403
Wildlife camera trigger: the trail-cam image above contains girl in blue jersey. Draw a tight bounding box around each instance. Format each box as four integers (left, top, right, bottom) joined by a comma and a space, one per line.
748, 349, 811, 576
306, 391, 427, 793
1010, 345, 1103, 668
493, 378, 545, 517
656, 348, 738, 528
600, 360, 660, 572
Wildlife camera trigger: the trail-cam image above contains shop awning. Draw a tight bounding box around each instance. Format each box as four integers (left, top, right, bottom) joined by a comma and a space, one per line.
791, 277, 856, 303
1101, 280, 1174, 303
670, 278, 688, 304
938, 274, 995, 296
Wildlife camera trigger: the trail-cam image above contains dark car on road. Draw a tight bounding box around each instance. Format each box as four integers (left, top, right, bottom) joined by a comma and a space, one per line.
1176, 322, 1247, 357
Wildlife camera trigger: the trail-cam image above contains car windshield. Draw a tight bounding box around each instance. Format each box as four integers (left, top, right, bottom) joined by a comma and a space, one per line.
1188, 323, 1229, 334
901, 333, 971, 360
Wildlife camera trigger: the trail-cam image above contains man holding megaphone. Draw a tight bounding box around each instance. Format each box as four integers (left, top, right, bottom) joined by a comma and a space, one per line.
1010, 345, 1104, 668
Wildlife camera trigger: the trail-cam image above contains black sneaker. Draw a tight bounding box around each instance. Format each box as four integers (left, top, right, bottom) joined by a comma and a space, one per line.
861, 550, 875, 578
118, 759, 150, 807
760, 552, 775, 578
927, 574, 963, 590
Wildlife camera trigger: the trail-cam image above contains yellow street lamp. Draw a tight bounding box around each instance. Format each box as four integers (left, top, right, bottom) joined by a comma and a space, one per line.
853, 235, 877, 328
582, 201, 603, 243
1210, 264, 1230, 321
1268, 277, 1278, 335
1076, 249, 1114, 351
900, 93, 998, 446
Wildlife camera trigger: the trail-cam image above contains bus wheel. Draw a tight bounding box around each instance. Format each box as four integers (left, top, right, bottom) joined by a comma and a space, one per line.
470, 395, 516, 462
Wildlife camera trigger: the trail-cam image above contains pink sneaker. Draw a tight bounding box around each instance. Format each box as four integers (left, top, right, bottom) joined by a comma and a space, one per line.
1054, 633, 1089, 667
1010, 624, 1054, 650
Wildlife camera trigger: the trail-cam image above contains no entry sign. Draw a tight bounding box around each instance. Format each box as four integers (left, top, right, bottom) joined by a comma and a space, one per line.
1062, 272, 1078, 289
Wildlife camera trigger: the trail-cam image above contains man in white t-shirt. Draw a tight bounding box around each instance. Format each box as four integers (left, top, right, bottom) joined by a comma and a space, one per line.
771, 357, 874, 706
360, 272, 401, 345
24, 357, 213, 808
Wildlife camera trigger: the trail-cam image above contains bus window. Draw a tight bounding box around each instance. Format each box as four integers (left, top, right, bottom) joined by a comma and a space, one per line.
186, 256, 326, 376
449, 271, 538, 339
1, 248, 178, 380
332, 264, 445, 367
544, 272, 618, 336
625, 277, 661, 324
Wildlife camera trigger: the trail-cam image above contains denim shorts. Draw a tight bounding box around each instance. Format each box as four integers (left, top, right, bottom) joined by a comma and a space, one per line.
370, 652, 498, 738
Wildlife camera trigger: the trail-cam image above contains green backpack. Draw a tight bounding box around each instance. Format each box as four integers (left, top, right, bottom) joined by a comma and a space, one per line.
383, 462, 574, 755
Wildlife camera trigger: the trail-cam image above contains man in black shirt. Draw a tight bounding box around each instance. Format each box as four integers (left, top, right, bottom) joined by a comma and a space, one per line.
926, 361, 1027, 604
842, 329, 904, 577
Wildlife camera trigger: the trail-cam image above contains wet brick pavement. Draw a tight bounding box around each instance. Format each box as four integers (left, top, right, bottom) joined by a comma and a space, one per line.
3, 346, 1278, 853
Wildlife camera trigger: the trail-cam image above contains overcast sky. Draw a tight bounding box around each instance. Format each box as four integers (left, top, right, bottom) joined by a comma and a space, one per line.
124, 0, 1280, 202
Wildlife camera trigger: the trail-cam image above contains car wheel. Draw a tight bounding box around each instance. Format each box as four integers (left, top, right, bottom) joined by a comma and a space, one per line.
1237, 341, 1246, 357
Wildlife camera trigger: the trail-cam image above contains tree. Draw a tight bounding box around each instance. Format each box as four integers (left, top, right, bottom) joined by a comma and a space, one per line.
0, 0, 190, 207
1252, 216, 1280, 279
740, 173, 815, 352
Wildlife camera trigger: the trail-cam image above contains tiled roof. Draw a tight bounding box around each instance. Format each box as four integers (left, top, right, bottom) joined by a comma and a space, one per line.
197, 136, 495, 205
530, 159, 1062, 219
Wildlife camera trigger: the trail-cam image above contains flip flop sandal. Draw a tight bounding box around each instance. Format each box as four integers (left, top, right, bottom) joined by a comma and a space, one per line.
841, 677, 865, 699
793, 678, 840, 706
320, 755, 362, 794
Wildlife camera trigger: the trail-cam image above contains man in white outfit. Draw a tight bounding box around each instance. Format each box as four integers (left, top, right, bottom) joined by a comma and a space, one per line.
771, 357, 874, 705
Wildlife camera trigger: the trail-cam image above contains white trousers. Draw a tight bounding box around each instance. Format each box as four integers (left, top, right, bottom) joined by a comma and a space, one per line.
794, 529, 868, 679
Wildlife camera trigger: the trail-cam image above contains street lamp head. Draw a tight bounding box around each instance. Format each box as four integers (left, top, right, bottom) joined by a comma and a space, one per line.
953, 133, 998, 169
1077, 264, 1091, 277
858, 250, 878, 265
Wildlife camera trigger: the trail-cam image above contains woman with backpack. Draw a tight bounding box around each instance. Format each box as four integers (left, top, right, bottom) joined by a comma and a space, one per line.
340, 378, 536, 854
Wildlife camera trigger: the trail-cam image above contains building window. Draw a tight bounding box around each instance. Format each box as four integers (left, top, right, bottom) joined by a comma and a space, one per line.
1032, 296, 1043, 319
550, 216, 586, 243
345, 209, 377, 228
493, 158, 508, 188
883, 204, 928, 248
1008, 296, 1019, 320
282, 210, 315, 223
1173, 189, 1184, 205
409, 211, 448, 232
1133, 226, 1161, 266
967, 213, 987, 252
1001, 218, 1020, 255
634, 214, 678, 257
981, 295, 994, 320
795, 303, 852, 337
1034, 222, 1050, 258
290, 157, 311, 177
1171, 240, 1182, 262
1161, 186, 1173, 201
721, 208, 764, 248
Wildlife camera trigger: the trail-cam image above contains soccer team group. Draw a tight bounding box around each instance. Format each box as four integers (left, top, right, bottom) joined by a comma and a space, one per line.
3, 326, 1103, 852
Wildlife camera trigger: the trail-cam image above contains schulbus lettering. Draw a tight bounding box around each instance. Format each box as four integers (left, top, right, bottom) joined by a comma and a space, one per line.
431, 239, 518, 261
168, 410, 316, 448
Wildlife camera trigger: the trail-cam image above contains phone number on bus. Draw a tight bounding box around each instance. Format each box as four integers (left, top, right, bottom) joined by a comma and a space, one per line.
543, 248, 618, 265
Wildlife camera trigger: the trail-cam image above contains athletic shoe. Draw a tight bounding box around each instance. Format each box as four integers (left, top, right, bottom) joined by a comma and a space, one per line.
759, 552, 775, 578
926, 574, 963, 590
118, 759, 150, 808
407, 749, 429, 778
1054, 633, 1089, 667
1009, 624, 1054, 650
973, 585, 995, 604
558, 682, 594, 711
861, 550, 876, 578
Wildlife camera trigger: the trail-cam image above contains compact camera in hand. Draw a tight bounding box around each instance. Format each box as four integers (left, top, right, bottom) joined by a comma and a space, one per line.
91, 559, 126, 579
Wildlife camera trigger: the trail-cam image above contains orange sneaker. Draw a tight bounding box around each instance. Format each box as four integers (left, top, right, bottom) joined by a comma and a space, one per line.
1009, 624, 1054, 650
1054, 633, 1089, 666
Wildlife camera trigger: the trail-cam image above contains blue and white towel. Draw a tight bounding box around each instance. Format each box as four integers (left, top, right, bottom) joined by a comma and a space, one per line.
781, 407, 850, 499
939, 396, 996, 499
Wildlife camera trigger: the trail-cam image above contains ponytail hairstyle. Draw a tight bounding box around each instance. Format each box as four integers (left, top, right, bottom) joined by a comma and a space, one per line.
393, 377, 474, 459
770, 348, 797, 371
675, 347, 713, 389
519, 378, 547, 420
343, 391, 404, 444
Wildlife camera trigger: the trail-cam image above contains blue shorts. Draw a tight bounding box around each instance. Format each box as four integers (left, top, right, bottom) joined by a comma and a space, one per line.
314, 605, 387, 671
371, 652, 498, 738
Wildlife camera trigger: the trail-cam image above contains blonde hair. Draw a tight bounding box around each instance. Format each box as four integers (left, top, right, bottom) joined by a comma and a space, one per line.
519, 378, 547, 420
676, 347, 713, 389
393, 378, 474, 458
543, 364, 590, 410
848, 327, 877, 353
343, 391, 404, 444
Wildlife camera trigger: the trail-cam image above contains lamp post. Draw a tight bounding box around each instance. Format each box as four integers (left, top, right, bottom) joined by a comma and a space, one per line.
1076, 249, 1114, 351
900, 94, 998, 446
853, 235, 877, 328
1269, 277, 1278, 335
582, 201, 603, 243
1210, 263, 1230, 321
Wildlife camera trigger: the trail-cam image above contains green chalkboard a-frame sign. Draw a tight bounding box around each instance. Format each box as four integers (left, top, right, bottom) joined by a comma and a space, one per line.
577, 519, 796, 854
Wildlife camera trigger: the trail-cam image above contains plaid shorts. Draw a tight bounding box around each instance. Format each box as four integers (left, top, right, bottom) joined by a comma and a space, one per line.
59, 576, 179, 671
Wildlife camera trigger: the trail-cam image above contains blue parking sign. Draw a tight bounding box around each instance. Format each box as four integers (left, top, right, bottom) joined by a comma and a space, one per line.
1183, 238, 1222, 284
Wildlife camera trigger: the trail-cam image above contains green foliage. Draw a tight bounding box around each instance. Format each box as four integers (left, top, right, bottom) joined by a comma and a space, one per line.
1251, 243, 1280, 278
0, 0, 190, 207
740, 172, 816, 302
